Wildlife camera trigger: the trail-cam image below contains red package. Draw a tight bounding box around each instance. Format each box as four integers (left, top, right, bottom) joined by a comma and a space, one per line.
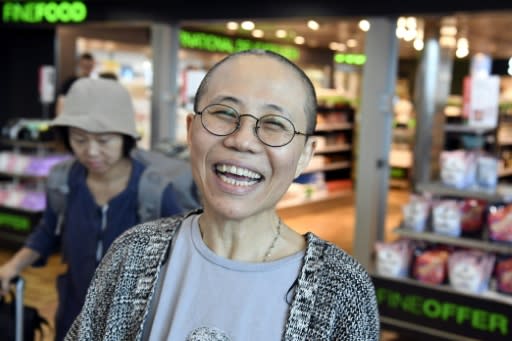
460, 199, 486, 234
413, 249, 450, 285
496, 258, 512, 294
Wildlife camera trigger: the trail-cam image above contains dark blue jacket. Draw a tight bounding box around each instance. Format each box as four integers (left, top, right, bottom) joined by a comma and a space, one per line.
24, 158, 184, 340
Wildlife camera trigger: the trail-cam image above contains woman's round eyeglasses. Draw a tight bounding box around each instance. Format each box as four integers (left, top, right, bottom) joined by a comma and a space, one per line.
195, 103, 311, 147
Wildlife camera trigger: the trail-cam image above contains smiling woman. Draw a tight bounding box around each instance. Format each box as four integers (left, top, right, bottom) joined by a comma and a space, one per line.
65, 49, 380, 341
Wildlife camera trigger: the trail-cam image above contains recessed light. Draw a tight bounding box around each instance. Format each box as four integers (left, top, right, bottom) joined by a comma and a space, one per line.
307, 20, 319, 31
275, 29, 287, 38
252, 29, 264, 38
241, 21, 255, 30
358, 20, 370, 32
294, 36, 305, 44
226, 22, 238, 31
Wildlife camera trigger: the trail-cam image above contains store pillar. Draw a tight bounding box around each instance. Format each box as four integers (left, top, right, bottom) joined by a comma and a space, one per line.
150, 23, 180, 147
412, 26, 454, 186
354, 18, 398, 268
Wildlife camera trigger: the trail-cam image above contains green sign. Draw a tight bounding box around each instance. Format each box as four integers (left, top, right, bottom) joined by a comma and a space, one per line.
0, 212, 30, 232
3, 1, 87, 24
334, 53, 366, 65
179, 30, 300, 61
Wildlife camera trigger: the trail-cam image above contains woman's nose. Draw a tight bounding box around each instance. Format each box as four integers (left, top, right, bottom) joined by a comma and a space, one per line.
223, 117, 260, 152
86, 140, 100, 155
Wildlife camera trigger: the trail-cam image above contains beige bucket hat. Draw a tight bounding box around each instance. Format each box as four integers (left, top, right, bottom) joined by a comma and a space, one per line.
51, 78, 139, 139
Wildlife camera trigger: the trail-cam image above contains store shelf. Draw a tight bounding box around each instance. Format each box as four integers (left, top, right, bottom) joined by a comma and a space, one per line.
315, 144, 351, 153
444, 124, 496, 135
416, 181, 512, 203
394, 226, 512, 254
373, 273, 512, 341
0, 139, 57, 149
315, 122, 353, 131
303, 161, 351, 173
0, 171, 47, 180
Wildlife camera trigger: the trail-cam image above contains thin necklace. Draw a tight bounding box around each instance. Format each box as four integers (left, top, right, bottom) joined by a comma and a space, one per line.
263, 219, 282, 262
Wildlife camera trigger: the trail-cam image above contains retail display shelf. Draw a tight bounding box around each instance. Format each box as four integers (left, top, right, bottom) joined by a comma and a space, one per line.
315, 144, 351, 153
0, 139, 56, 149
277, 189, 351, 209
0, 171, 47, 180
443, 124, 496, 135
416, 182, 512, 203
372, 272, 512, 305
394, 226, 512, 254
315, 122, 353, 131
372, 273, 512, 341
303, 161, 351, 174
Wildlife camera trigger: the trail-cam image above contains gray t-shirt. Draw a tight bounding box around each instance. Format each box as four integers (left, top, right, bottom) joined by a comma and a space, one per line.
148, 214, 304, 341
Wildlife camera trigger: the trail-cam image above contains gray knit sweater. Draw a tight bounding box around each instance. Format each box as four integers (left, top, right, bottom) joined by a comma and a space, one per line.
65, 211, 379, 340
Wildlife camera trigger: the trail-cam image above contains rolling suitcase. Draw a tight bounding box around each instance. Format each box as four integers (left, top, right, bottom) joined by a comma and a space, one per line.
0, 276, 49, 341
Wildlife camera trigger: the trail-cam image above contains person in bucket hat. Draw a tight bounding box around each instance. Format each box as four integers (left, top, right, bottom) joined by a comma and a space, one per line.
0, 78, 189, 341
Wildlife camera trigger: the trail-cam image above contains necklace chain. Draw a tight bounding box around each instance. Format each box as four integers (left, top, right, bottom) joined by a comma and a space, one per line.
263, 219, 282, 262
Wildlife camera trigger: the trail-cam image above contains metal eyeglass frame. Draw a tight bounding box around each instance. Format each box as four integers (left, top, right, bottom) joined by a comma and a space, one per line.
195, 103, 311, 147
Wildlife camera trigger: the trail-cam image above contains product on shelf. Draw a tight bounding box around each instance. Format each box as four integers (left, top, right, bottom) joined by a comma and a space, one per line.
432, 200, 462, 237
402, 194, 431, 232
488, 204, 512, 242
374, 239, 415, 278
448, 250, 495, 294
495, 256, 512, 294
460, 199, 487, 235
440, 150, 477, 189
0, 152, 72, 177
412, 247, 451, 285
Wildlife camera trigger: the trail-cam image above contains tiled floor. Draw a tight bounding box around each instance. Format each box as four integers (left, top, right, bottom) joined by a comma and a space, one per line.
0, 188, 411, 340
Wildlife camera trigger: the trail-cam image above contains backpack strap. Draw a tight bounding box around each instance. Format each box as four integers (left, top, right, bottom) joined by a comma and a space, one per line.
46, 159, 75, 236
137, 159, 200, 222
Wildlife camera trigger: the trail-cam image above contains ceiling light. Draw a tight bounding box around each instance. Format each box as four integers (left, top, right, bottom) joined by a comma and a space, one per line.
294, 36, 305, 45
241, 21, 255, 30
346, 39, 357, 48
413, 39, 424, 51
403, 29, 417, 42
252, 29, 264, 38
329, 42, 340, 50
275, 29, 287, 38
358, 19, 370, 32
226, 22, 238, 31
440, 26, 457, 36
396, 26, 406, 39
439, 36, 456, 48
457, 37, 469, 49
307, 20, 319, 31
456, 48, 469, 58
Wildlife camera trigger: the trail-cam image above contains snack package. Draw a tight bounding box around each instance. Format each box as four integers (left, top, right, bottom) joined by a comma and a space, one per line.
402, 194, 431, 232
448, 250, 495, 293
432, 200, 462, 237
495, 257, 512, 295
488, 204, 512, 243
440, 150, 477, 189
375, 239, 415, 278
477, 154, 498, 189
460, 199, 487, 235
413, 248, 451, 285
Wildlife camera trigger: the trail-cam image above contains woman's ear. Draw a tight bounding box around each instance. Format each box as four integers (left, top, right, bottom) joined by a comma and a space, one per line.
186, 113, 195, 146
294, 138, 316, 178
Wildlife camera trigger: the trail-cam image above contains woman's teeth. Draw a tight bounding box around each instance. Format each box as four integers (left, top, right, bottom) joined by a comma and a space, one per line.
215, 164, 262, 186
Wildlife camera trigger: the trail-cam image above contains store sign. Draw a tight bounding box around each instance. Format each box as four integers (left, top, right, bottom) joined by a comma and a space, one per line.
0, 212, 30, 232
334, 53, 366, 65
2, 1, 87, 24
373, 275, 511, 340
179, 30, 300, 61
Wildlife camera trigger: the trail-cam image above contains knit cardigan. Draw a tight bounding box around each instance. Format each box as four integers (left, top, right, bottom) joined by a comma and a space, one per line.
65, 211, 380, 340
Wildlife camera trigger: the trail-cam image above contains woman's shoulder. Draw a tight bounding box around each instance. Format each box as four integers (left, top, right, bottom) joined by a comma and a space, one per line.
304, 233, 374, 287
110, 210, 201, 251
